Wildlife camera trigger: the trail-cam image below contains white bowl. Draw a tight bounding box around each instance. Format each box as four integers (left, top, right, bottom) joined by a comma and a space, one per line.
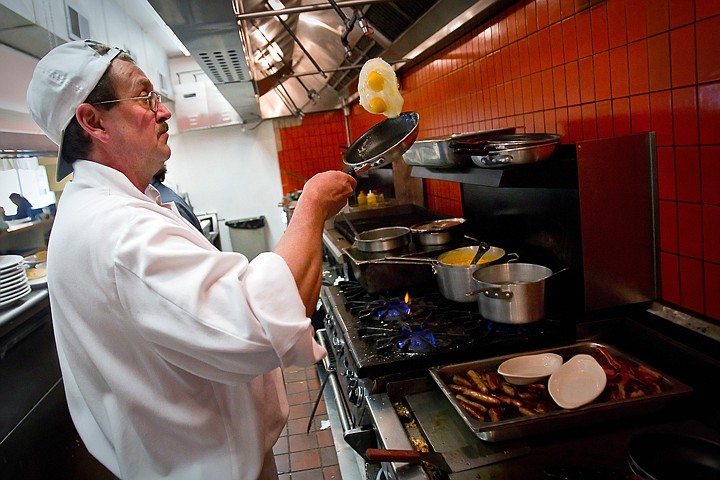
497, 352, 564, 385
548, 354, 607, 409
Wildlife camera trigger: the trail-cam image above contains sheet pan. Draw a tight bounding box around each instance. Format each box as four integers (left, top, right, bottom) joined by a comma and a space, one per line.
429, 342, 693, 442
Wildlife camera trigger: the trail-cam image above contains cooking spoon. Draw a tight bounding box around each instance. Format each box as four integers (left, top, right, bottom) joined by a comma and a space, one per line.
471, 242, 490, 264
342, 212, 361, 240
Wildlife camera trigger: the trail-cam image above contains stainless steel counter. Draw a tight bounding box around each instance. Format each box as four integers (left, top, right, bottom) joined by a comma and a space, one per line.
0, 289, 49, 353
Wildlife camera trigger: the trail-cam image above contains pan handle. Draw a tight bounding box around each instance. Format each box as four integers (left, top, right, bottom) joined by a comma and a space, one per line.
342, 166, 358, 179
342, 158, 386, 179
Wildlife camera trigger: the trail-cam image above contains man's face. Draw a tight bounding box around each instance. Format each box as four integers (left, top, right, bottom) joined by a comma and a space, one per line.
101, 60, 172, 183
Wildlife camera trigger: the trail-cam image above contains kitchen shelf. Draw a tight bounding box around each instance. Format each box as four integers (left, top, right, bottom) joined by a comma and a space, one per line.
410, 144, 578, 189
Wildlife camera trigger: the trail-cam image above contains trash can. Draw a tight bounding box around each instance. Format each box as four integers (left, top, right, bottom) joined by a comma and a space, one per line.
225, 216, 269, 260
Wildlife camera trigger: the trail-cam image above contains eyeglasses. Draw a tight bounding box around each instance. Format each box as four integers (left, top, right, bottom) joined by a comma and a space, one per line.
91, 91, 162, 113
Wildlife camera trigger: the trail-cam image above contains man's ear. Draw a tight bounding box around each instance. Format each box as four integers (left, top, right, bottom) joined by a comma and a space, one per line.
75, 103, 110, 143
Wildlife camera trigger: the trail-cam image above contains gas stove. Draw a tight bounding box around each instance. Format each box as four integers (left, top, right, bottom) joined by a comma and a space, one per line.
323, 281, 573, 379
318, 279, 575, 464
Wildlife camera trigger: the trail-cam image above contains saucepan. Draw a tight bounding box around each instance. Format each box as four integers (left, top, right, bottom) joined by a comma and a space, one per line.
342, 112, 420, 178
381, 244, 518, 303
409, 218, 466, 246
354, 226, 411, 253
433, 245, 518, 303
467, 263, 567, 323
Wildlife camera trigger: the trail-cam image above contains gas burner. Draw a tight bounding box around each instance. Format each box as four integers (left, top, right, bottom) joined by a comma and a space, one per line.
336, 281, 374, 302
325, 281, 573, 375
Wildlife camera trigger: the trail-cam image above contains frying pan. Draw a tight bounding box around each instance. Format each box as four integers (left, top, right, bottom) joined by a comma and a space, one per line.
628, 432, 720, 480
342, 112, 420, 178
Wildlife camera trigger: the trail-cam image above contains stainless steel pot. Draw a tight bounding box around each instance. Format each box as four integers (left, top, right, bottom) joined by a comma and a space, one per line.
433, 246, 512, 303
381, 245, 517, 303
469, 263, 554, 323
354, 226, 411, 253
409, 218, 466, 246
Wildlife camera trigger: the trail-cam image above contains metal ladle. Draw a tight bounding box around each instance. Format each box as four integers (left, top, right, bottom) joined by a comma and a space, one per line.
471, 242, 490, 264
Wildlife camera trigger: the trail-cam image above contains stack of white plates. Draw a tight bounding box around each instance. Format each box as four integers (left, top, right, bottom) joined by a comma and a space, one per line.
0, 255, 32, 308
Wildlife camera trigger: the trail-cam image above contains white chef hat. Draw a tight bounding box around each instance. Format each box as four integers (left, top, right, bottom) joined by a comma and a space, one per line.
26, 40, 125, 181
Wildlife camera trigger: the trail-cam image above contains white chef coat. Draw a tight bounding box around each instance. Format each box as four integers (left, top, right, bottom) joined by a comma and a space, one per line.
47, 160, 326, 480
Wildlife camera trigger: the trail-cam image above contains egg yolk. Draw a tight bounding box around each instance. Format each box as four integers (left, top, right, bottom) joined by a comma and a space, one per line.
367, 71, 385, 92
368, 97, 387, 113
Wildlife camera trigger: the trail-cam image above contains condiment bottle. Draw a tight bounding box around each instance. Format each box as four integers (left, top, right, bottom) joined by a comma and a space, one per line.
366, 190, 377, 206
357, 190, 367, 206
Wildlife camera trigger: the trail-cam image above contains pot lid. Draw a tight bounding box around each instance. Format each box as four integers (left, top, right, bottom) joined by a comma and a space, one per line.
410, 218, 465, 233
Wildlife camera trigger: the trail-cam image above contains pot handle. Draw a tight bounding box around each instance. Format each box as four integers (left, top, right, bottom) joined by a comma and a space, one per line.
505, 252, 520, 263
465, 288, 513, 299
472, 154, 514, 166
373, 256, 437, 265
483, 288, 513, 300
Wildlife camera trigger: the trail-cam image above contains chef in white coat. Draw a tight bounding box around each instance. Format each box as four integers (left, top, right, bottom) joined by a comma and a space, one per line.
26, 39, 356, 480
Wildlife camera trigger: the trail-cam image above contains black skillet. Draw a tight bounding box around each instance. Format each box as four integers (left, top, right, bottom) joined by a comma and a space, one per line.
342, 111, 420, 178
628, 432, 720, 480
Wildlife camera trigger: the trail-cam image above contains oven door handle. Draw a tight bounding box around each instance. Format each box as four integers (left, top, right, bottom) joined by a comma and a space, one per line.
316, 329, 378, 455
316, 329, 352, 432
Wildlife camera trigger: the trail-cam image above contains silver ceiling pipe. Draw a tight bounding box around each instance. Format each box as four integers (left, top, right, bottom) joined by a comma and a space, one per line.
235, 0, 395, 20
281, 58, 410, 79
327, 0, 372, 58
274, 81, 304, 118
272, 14, 327, 78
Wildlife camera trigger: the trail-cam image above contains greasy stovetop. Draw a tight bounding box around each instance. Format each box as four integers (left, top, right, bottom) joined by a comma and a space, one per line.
322, 281, 575, 379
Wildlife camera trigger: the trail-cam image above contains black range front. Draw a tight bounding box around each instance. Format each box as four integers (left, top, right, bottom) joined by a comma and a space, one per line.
318, 279, 574, 457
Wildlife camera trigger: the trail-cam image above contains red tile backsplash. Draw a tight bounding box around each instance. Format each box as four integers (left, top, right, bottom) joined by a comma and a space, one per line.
590, 5, 610, 53
696, 15, 720, 82
649, 90, 673, 146
660, 200, 679, 254
697, 0, 720, 21
657, 147, 676, 201
593, 52, 611, 101
660, 252, 680, 305
679, 256, 705, 313
628, 40, 649, 95
675, 146, 701, 202
672, 87, 699, 145
670, 0, 695, 28
671, 25, 696, 88
698, 83, 720, 144
647, 0, 670, 36
647, 34, 671, 92
704, 204, 720, 264
609, 46, 629, 97
626, 0, 649, 43
677, 202, 703, 259
701, 146, 720, 205
277, 1, 720, 322
705, 262, 720, 320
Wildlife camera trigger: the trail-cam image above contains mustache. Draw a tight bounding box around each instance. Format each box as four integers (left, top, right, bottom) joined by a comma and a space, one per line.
158, 123, 169, 136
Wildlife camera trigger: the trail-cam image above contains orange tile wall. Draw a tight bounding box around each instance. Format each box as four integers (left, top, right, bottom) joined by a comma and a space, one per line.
277, 0, 720, 322
277, 111, 348, 193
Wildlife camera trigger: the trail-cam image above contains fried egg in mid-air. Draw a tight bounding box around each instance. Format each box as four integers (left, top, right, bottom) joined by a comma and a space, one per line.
358, 58, 404, 118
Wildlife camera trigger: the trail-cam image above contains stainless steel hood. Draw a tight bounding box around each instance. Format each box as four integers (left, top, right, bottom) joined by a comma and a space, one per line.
150, 0, 514, 123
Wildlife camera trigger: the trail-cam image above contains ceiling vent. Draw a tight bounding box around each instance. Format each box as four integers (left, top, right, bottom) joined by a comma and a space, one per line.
197, 48, 251, 84
67, 5, 91, 40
